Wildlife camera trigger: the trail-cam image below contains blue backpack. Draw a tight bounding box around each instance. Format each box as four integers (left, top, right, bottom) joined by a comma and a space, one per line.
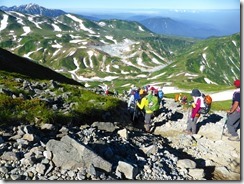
158, 90, 164, 99
134, 91, 141, 101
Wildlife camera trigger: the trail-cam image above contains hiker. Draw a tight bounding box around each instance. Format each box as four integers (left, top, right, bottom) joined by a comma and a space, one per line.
223, 79, 240, 141
174, 93, 182, 102
158, 86, 164, 108
137, 89, 159, 132
181, 95, 188, 105
127, 87, 141, 109
183, 89, 205, 135
103, 83, 109, 95
128, 84, 136, 94
127, 85, 138, 109
139, 86, 148, 99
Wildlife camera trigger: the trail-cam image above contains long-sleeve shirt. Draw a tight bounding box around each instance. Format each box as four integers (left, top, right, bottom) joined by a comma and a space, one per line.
191, 98, 201, 118
137, 97, 153, 114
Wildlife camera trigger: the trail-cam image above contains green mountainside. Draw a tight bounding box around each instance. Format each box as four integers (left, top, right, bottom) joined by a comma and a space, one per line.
0, 10, 240, 91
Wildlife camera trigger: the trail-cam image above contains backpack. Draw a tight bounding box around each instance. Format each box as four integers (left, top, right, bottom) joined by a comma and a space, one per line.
181, 96, 187, 104
134, 91, 141, 101
198, 94, 212, 114
174, 93, 181, 102
158, 90, 164, 99
146, 95, 159, 112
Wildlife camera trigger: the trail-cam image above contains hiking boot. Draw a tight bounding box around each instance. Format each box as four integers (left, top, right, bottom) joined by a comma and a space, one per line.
228, 136, 240, 141
223, 132, 232, 137
144, 124, 150, 133
145, 129, 151, 133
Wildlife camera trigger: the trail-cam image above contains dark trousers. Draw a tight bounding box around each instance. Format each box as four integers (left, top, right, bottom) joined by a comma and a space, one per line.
226, 111, 240, 136
186, 116, 199, 134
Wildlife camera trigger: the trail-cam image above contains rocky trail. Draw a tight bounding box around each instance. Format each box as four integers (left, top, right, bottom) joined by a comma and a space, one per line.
0, 80, 240, 180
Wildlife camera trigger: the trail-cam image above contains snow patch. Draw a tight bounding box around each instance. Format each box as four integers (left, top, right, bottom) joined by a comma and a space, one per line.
98, 22, 106, 27
28, 16, 42, 29
151, 58, 161, 64
52, 23, 62, 32
203, 47, 208, 51
52, 42, 62, 49
184, 73, 198, 77
204, 78, 217, 85
200, 65, 205, 73
105, 35, 117, 44
232, 40, 237, 47
138, 26, 144, 31
21, 26, 31, 36
0, 14, 8, 31
87, 50, 94, 68
66, 14, 95, 34
202, 53, 207, 61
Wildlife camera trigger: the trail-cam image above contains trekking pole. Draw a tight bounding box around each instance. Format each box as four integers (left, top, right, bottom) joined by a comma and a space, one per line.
220, 113, 228, 140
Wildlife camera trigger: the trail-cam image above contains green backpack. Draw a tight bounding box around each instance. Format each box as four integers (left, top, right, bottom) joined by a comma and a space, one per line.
146, 95, 159, 112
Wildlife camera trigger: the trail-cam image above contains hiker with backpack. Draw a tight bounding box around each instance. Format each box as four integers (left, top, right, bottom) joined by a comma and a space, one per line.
183, 89, 205, 135
127, 85, 139, 109
158, 86, 164, 108
100, 83, 109, 95
222, 79, 240, 141
136, 88, 159, 132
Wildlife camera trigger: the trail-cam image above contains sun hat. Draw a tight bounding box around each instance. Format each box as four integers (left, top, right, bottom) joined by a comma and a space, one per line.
234, 79, 240, 88
190, 89, 201, 97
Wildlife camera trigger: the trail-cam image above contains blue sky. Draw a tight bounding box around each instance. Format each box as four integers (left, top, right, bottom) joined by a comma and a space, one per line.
1, 0, 240, 11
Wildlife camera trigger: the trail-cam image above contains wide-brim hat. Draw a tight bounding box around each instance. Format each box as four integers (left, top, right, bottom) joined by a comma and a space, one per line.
191, 89, 201, 97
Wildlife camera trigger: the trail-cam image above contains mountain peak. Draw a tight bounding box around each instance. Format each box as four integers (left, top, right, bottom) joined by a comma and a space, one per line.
1, 3, 66, 17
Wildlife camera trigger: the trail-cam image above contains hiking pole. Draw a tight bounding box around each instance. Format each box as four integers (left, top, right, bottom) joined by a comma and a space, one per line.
220, 113, 228, 140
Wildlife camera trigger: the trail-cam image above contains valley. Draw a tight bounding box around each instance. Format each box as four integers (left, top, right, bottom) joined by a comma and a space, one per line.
0, 5, 240, 92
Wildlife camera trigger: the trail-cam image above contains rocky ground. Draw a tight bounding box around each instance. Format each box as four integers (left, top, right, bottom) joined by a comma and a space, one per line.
0, 94, 240, 181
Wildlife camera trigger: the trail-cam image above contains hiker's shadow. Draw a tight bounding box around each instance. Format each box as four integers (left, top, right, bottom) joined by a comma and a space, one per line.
151, 108, 184, 132
197, 113, 223, 130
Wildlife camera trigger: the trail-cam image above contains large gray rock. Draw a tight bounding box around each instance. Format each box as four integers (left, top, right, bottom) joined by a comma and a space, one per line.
177, 159, 196, 169
116, 161, 138, 179
188, 168, 205, 180
91, 122, 119, 132
46, 135, 112, 172
1, 151, 20, 161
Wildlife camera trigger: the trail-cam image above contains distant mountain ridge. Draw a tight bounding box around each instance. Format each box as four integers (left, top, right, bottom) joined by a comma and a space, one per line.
0, 3, 66, 17
0, 4, 240, 39
138, 17, 221, 39
0, 8, 240, 88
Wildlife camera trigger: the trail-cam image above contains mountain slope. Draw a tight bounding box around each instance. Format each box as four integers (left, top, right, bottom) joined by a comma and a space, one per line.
0, 47, 81, 86
0, 10, 194, 82
0, 9, 240, 89
150, 33, 240, 87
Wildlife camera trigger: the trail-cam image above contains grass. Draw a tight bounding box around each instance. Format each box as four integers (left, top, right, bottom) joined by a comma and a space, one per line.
164, 93, 232, 112
0, 71, 125, 127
